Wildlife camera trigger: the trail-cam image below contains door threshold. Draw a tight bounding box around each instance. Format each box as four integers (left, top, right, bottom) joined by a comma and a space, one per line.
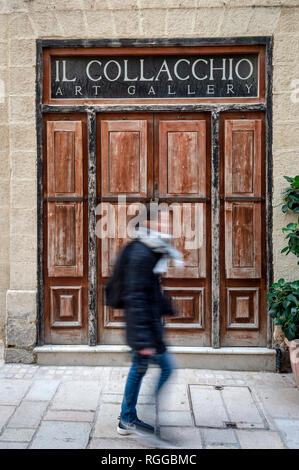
33, 345, 276, 371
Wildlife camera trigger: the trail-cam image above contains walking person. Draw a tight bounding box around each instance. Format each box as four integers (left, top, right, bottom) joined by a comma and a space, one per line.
107, 204, 183, 436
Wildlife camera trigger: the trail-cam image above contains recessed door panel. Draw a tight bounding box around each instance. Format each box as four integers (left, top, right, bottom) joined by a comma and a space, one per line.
159, 120, 206, 198
225, 201, 261, 279
224, 120, 262, 198
48, 201, 83, 277
101, 120, 148, 197
164, 202, 206, 279
47, 121, 83, 198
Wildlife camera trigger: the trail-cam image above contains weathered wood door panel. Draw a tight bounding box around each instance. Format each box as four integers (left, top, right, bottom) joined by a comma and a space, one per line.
158, 120, 206, 198
44, 116, 88, 344
164, 202, 206, 279
101, 120, 148, 198
97, 113, 211, 347
220, 113, 266, 347
47, 201, 83, 277
224, 119, 262, 198
225, 201, 261, 279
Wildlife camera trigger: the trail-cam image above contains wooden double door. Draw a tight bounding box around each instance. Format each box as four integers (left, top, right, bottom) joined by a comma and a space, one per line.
44, 111, 266, 347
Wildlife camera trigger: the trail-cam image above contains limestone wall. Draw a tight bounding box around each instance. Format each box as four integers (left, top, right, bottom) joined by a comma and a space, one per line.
0, 0, 298, 360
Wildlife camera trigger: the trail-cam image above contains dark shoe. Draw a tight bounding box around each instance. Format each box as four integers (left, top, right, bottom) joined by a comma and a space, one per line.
117, 420, 136, 436
117, 418, 155, 436
133, 417, 155, 434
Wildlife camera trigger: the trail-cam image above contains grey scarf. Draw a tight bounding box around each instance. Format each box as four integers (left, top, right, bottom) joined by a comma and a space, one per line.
135, 227, 184, 274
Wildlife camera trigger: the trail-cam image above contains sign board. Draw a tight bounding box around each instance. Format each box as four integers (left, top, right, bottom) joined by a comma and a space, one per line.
51, 54, 259, 100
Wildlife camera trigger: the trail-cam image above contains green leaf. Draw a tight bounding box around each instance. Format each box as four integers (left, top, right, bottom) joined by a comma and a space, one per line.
286, 223, 297, 230
283, 176, 294, 183
283, 300, 291, 309
284, 323, 297, 341
281, 246, 289, 253
270, 302, 281, 310
287, 294, 298, 304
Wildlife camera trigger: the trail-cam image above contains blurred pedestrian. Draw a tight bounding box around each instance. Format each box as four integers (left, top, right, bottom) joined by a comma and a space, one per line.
107, 203, 183, 436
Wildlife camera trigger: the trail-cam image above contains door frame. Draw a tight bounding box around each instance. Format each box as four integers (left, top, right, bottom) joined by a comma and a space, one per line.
36, 37, 273, 348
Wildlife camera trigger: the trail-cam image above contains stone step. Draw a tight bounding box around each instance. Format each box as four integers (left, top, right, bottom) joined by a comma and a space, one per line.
33, 345, 276, 371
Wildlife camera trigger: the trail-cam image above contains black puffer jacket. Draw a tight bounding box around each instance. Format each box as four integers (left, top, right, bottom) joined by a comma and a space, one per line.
122, 240, 174, 354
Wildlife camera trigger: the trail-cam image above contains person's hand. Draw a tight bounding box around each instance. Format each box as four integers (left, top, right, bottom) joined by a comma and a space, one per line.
138, 348, 156, 356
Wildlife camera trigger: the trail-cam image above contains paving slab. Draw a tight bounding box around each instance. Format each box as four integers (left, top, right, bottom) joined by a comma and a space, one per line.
0, 427, 35, 442
254, 387, 299, 419
0, 406, 15, 431
29, 421, 91, 449
51, 380, 101, 411
236, 430, 286, 449
43, 410, 94, 422
202, 428, 238, 445
8, 401, 48, 428
159, 384, 189, 411
158, 411, 193, 426
160, 426, 202, 449
190, 385, 268, 429
274, 419, 299, 449
89, 438, 152, 449
0, 379, 31, 405
24, 380, 60, 401
190, 385, 227, 428
221, 386, 266, 429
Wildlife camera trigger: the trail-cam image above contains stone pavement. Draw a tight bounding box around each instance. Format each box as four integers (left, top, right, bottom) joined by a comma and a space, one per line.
0, 351, 298, 449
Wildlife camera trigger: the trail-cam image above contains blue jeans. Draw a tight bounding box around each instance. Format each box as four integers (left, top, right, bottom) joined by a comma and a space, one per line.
120, 350, 175, 424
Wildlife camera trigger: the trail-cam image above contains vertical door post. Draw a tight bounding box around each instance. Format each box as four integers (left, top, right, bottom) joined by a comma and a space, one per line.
88, 110, 98, 346
211, 111, 221, 348
265, 38, 273, 348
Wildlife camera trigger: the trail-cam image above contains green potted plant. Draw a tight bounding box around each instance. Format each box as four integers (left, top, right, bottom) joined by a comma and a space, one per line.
268, 279, 299, 340
268, 175, 299, 387
281, 221, 299, 265
281, 175, 299, 214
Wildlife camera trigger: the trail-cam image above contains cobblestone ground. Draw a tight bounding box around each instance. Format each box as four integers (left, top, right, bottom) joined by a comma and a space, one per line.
0, 347, 298, 449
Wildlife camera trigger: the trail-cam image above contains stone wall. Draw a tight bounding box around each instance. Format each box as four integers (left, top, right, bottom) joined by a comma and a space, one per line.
0, 0, 298, 362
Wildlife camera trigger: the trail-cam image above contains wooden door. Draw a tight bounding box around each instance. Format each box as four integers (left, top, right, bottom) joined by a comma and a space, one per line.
220, 112, 266, 346
97, 113, 211, 346
97, 114, 153, 345
43, 111, 266, 347
155, 114, 211, 346
44, 115, 88, 344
